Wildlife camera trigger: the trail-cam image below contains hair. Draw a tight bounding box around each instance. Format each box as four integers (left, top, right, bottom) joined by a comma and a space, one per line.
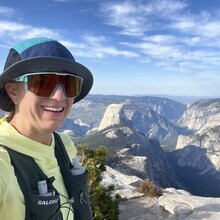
4, 112, 15, 122
0, 87, 15, 112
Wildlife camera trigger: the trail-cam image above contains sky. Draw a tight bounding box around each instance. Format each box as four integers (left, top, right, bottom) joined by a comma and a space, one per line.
1, 0, 220, 98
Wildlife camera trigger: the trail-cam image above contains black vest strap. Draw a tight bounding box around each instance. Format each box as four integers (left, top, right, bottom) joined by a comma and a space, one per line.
53, 132, 73, 197
5, 147, 50, 220
53, 132, 93, 220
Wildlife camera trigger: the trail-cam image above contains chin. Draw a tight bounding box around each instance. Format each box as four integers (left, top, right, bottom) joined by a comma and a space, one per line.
45, 123, 62, 132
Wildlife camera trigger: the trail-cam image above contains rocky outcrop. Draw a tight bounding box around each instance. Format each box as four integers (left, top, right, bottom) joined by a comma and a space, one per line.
94, 102, 182, 188
102, 165, 220, 220
59, 95, 185, 143
171, 99, 220, 196
124, 103, 179, 151
96, 101, 180, 150
178, 99, 220, 131
176, 99, 220, 172
83, 97, 220, 196
98, 103, 128, 131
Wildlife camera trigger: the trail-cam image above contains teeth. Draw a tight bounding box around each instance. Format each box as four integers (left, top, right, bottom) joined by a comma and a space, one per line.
42, 106, 63, 112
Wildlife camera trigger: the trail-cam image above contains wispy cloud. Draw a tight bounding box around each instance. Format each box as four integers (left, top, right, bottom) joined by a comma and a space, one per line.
100, 0, 220, 42
0, 1, 220, 96
0, 2, 139, 60
0, 20, 137, 61
0, 20, 62, 46
100, 0, 186, 36
65, 34, 139, 59
100, 0, 220, 40
98, 0, 220, 72
100, 1, 150, 36
0, 6, 16, 17
0, 5, 61, 44
1, 1, 220, 74
170, 11, 220, 38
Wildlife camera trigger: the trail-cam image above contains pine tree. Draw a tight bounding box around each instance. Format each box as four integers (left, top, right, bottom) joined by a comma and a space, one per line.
77, 144, 120, 220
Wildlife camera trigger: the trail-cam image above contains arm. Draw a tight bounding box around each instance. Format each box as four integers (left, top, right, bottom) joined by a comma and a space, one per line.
0, 147, 11, 202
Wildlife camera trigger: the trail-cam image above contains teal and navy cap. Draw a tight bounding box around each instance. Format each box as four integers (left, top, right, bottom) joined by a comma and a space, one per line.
0, 37, 93, 111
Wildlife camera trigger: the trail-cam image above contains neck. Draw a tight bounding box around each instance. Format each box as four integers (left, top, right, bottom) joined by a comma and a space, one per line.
9, 117, 52, 146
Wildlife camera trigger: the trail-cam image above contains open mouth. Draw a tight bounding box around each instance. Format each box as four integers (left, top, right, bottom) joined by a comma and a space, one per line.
42, 106, 64, 112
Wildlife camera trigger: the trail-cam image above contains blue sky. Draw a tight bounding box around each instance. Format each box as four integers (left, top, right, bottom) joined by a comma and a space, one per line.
1, 0, 220, 97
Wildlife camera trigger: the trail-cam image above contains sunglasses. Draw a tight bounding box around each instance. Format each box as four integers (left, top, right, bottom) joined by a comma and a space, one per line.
13, 72, 83, 98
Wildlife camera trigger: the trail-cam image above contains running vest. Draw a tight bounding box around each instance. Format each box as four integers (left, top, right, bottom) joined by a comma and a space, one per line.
2, 132, 92, 220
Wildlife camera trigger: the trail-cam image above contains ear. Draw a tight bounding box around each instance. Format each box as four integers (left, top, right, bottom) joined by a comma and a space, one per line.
4, 82, 19, 104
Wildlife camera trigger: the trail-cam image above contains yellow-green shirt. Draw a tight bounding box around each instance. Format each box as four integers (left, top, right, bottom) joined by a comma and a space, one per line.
0, 120, 76, 220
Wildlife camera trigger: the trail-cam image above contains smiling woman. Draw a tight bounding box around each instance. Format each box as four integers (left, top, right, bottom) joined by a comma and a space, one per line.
0, 37, 93, 220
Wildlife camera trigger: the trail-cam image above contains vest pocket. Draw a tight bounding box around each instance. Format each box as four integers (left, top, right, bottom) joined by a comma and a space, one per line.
69, 170, 92, 220
30, 192, 62, 220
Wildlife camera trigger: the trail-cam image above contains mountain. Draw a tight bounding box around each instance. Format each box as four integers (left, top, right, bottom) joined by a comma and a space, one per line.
62, 95, 186, 151
171, 98, 220, 196
71, 95, 220, 197
75, 102, 183, 189
177, 98, 220, 155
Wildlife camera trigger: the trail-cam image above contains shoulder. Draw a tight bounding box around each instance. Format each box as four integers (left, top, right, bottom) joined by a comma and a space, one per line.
0, 146, 11, 169
0, 146, 12, 197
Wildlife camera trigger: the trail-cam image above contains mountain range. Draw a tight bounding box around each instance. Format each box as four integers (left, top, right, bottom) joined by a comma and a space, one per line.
59, 94, 220, 197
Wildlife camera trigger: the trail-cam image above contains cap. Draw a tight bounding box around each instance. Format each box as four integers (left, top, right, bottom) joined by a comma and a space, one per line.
0, 37, 93, 111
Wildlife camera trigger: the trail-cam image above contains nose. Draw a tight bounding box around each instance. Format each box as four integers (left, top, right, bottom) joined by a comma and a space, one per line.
49, 84, 66, 100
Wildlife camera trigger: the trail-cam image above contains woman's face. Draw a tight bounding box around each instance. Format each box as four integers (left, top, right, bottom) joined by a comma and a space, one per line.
6, 81, 73, 141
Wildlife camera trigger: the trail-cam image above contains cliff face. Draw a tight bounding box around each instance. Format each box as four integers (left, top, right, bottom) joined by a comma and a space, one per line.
178, 99, 220, 131
96, 101, 180, 151
95, 102, 182, 189
98, 103, 127, 131
59, 95, 186, 151
97, 98, 220, 214
176, 99, 220, 173
77, 97, 220, 196
169, 99, 220, 196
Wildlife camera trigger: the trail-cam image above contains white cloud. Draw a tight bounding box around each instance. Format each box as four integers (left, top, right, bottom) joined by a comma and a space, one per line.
75, 34, 139, 58
0, 21, 26, 34
0, 21, 62, 44
0, 18, 138, 60
171, 17, 220, 38
142, 0, 187, 17
100, 0, 220, 45
99, 0, 187, 36
98, 0, 220, 73
0, 6, 16, 17
1, 0, 220, 77
100, 1, 150, 36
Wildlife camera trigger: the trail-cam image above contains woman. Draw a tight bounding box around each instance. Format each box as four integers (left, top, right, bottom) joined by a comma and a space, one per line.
0, 37, 93, 220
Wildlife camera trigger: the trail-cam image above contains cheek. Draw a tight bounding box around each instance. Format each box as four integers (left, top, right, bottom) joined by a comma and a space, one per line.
66, 99, 74, 112
18, 93, 40, 112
